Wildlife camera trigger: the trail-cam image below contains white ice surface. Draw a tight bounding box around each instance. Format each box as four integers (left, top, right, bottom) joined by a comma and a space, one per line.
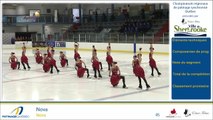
2, 49, 169, 101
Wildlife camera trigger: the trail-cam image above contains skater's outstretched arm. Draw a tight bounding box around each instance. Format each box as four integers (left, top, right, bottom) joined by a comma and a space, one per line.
8, 57, 11, 63
15, 56, 19, 62
132, 60, 134, 68
64, 55, 67, 59
90, 58, 93, 63
75, 64, 78, 70
117, 67, 121, 76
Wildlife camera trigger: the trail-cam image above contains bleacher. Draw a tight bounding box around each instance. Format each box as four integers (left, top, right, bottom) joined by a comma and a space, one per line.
64, 9, 169, 44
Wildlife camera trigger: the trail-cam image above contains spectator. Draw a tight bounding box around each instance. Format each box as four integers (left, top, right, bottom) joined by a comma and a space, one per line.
110, 14, 115, 21
88, 15, 92, 23
140, 9, 145, 19
11, 37, 15, 44
102, 13, 107, 22
95, 11, 98, 23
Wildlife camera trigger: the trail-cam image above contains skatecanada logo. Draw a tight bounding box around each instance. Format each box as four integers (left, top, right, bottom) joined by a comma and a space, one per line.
2, 106, 30, 118
11, 106, 23, 115
174, 25, 207, 32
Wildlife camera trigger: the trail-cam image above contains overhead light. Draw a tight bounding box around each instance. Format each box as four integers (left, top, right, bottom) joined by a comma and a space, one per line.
35, 11, 40, 17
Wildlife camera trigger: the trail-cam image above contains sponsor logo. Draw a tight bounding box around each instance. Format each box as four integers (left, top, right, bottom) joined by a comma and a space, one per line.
165, 108, 181, 118
16, 16, 36, 23
174, 19, 207, 37
46, 41, 55, 47
181, 19, 187, 24
55, 41, 66, 47
2, 106, 30, 118
183, 108, 210, 118
184, 109, 191, 117
191, 110, 209, 115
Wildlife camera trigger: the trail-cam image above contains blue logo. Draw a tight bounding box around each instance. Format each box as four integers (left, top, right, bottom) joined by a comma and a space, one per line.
11, 106, 24, 115
55, 41, 66, 47
46, 40, 55, 47
2, 106, 30, 118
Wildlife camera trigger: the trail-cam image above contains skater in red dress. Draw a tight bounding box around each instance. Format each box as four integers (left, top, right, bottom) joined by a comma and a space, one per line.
92, 45, 103, 70
109, 62, 127, 88
149, 44, 161, 76
74, 42, 80, 61
8, 52, 20, 70
91, 56, 102, 78
132, 55, 150, 89
21, 50, 31, 70
42, 53, 51, 72
75, 57, 90, 78
106, 43, 113, 71
106, 52, 113, 71
48, 48, 60, 74
34, 49, 43, 64
47, 46, 53, 58
59, 51, 69, 67
21, 44, 31, 70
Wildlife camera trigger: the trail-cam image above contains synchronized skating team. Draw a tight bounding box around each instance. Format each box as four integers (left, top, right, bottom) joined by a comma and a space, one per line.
9, 42, 161, 90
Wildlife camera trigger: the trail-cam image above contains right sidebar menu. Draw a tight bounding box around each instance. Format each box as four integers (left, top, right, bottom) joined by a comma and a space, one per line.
172, 37, 211, 99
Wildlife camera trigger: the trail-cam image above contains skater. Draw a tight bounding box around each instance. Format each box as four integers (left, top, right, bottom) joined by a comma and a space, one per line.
106, 52, 113, 71
75, 57, 90, 78
132, 55, 150, 90
59, 51, 69, 67
109, 62, 127, 88
92, 45, 103, 70
149, 44, 161, 76
91, 56, 102, 78
106, 42, 111, 55
92, 45, 97, 57
106, 43, 113, 71
42, 53, 51, 72
74, 42, 80, 61
8, 52, 20, 70
47, 46, 54, 58
34, 48, 43, 64
21, 44, 31, 70
22, 43, 26, 52
47, 47, 60, 74
138, 48, 142, 62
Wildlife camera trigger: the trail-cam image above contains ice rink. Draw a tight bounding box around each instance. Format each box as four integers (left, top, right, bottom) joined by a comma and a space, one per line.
2, 48, 169, 101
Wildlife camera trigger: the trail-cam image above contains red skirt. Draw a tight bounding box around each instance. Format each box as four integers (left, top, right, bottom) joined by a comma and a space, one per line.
11, 62, 17, 70
106, 55, 113, 64
74, 53, 80, 60
36, 56, 43, 64
149, 58, 157, 68
133, 65, 145, 78
92, 60, 100, 70
110, 74, 121, 86
21, 55, 28, 63
43, 63, 50, 72
77, 68, 86, 78
61, 59, 66, 67
50, 59, 56, 66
